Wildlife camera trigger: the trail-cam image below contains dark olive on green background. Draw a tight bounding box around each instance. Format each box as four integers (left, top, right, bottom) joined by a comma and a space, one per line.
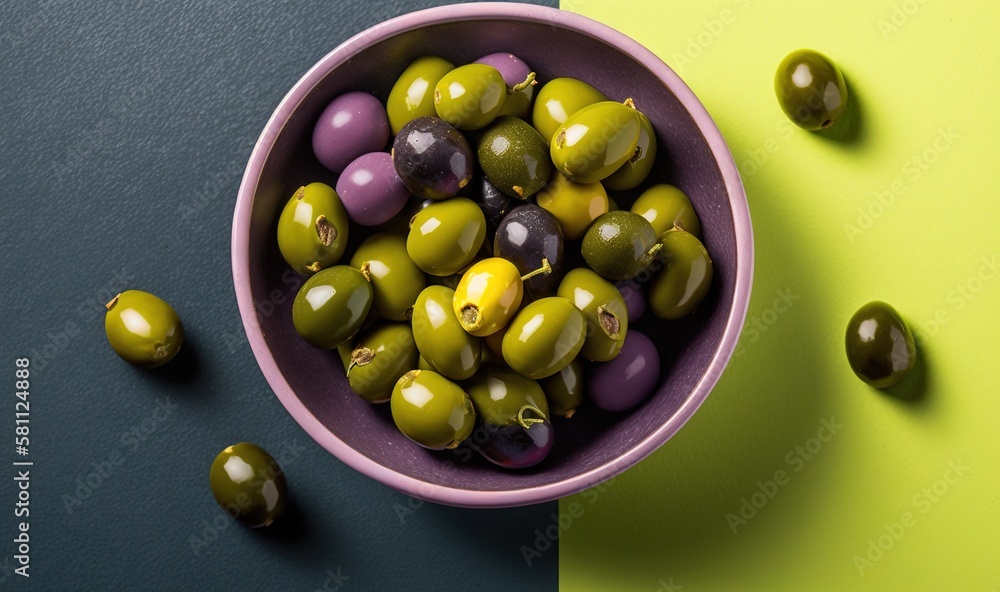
539, 358, 585, 418
434, 64, 506, 130
387, 56, 455, 135
276, 182, 349, 276
532, 77, 607, 144
466, 367, 549, 426
557, 268, 628, 362
581, 211, 660, 281
502, 297, 586, 379
478, 116, 552, 199
631, 184, 702, 238
603, 109, 657, 191
550, 100, 641, 184
350, 233, 426, 321
347, 322, 419, 403
406, 197, 486, 276
845, 301, 917, 389
105, 290, 184, 368
411, 285, 482, 381
648, 229, 713, 320
774, 49, 848, 130
209, 442, 288, 528
291, 265, 372, 349
390, 370, 476, 450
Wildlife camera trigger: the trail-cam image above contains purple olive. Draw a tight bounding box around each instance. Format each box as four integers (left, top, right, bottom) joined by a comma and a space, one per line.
494, 204, 564, 300
474, 53, 536, 119
312, 92, 389, 173
471, 419, 554, 469
588, 330, 660, 412
336, 152, 412, 226
616, 280, 647, 322
392, 117, 474, 200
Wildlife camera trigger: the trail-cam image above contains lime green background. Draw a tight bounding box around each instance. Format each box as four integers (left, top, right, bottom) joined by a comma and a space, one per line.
559, 1, 1000, 590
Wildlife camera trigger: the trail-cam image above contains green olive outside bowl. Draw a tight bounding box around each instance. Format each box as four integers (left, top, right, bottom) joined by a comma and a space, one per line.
104, 290, 184, 368
209, 442, 289, 528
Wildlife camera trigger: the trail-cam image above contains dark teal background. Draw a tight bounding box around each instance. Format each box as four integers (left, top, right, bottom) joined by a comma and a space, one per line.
0, 1, 559, 589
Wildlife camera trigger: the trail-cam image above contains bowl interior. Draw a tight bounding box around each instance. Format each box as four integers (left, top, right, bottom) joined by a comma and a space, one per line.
236, 6, 748, 505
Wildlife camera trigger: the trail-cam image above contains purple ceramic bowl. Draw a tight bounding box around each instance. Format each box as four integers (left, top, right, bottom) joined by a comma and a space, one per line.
232, 2, 753, 508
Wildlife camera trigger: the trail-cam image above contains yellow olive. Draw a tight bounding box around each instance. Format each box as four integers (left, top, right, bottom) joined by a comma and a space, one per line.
535, 172, 608, 241
453, 258, 524, 337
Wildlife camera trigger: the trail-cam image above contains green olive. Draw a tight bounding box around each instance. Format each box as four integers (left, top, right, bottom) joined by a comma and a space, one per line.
539, 358, 584, 418
350, 233, 426, 321
209, 442, 288, 528
434, 64, 506, 130
477, 116, 552, 199
466, 367, 549, 426
387, 56, 455, 135
406, 197, 486, 277
276, 183, 349, 276
603, 110, 657, 191
291, 265, 372, 349
502, 297, 586, 379
535, 172, 608, 241
648, 229, 713, 319
391, 370, 476, 450
417, 354, 435, 371
550, 100, 641, 184
346, 322, 419, 403
532, 77, 607, 144
845, 301, 917, 389
557, 268, 628, 362
774, 49, 848, 131
104, 290, 184, 368
411, 285, 482, 381
581, 211, 661, 281
453, 257, 524, 337
630, 184, 702, 238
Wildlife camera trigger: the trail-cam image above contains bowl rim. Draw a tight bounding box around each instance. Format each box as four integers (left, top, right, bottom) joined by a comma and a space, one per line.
232, 1, 754, 508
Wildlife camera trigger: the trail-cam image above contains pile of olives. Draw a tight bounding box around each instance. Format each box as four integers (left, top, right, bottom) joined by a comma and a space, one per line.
278, 52, 715, 469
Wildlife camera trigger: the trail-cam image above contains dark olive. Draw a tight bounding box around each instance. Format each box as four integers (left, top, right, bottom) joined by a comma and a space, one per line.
477, 116, 552, 199
209, 443, 288, 528
581, 211, 660, 281
845, 301, 917, 389
470, 174, 520, 239
392, 117, 473, 200
493, 204, 564, 300
774, 49, 848, 131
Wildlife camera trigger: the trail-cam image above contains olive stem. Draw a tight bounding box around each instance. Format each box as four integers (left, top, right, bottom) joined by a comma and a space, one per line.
346, 347, 375, 378
105, 293, 121, 311
520, 257, 552, 282
516, 405, 546, 429
646, 242, 663, 260
510, 71, 536, 94
623, 97, 637, 110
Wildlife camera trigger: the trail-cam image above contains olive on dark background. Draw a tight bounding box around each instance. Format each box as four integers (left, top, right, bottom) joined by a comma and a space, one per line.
392, 116, 474, 200
494, 204, 565, 299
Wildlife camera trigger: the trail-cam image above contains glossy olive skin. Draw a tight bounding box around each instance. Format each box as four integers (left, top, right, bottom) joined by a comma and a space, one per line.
406, 197, 486, 276
411, 286, 482, 380
393, 117, 473, 200
276, 183, 349, 275
105, 290, 184, 368
603, 110, 657, 191
478, 116, 552, 199
471, 175, 519, 238
535, 172, 609, 241
434, 64, 506, 130
502, 297, 586, 379
291, 265, 372, 349
648, 229, 713, 319
631, 184, 702, 238
557, 268, 628, 362
387, 56, 455, 135
391, 370, 476, 450
494, 204, 564, 300
581, 211, 660, 281
466, 367, 550, 426
845, 301, 917, 389
346, 322, 419, 403
775, 49, 848, 130
209, 443, 288, 528
550, 101, 641, 184
466, 368, 553, 469
453, 258, 523, 337
350, 233, 425, 321
539, 358, 585, 418
532, 77, 607, 143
